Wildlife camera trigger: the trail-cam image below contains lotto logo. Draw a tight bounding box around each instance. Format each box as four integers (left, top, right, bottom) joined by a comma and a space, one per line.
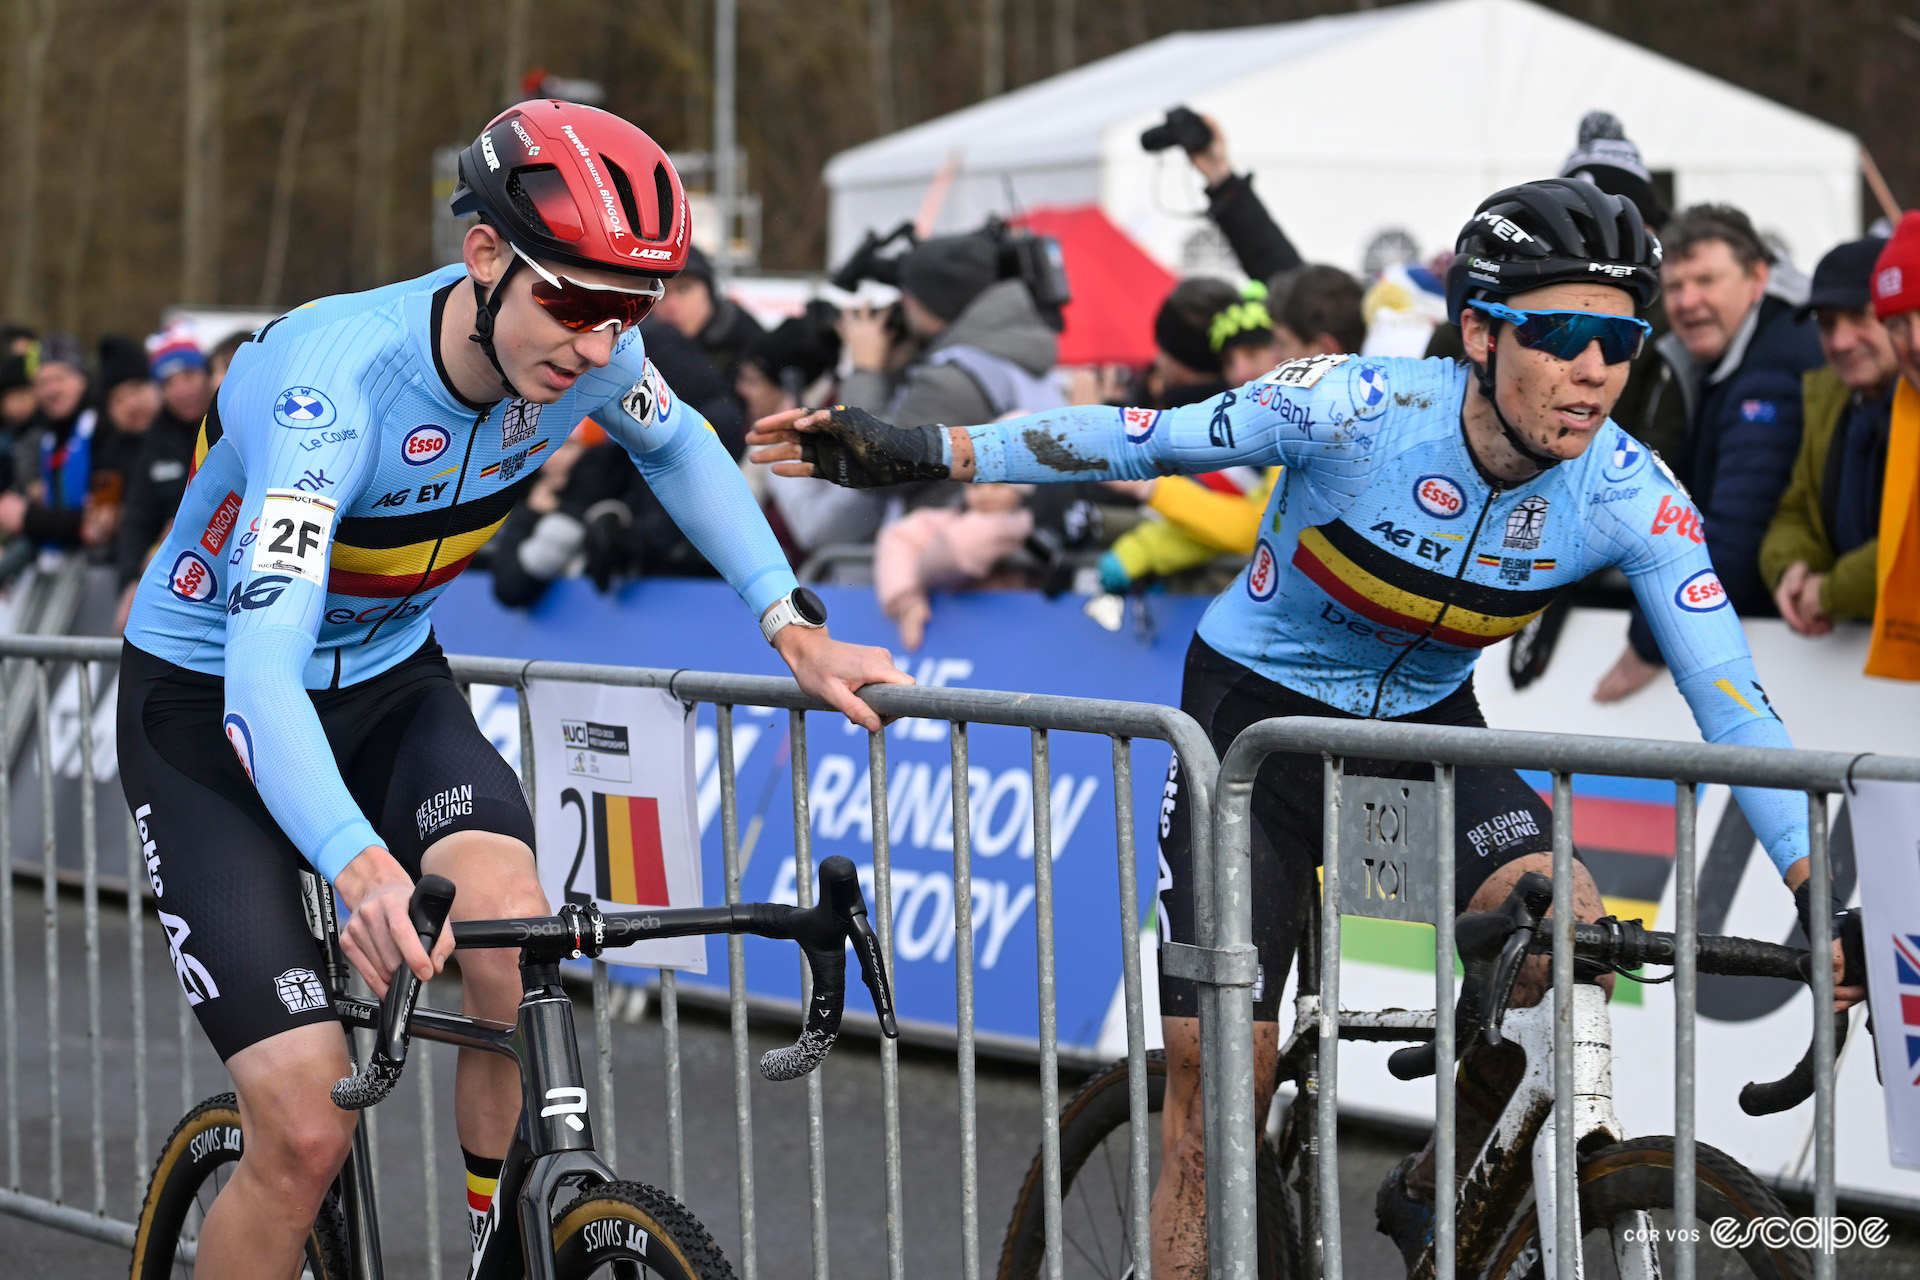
1651, 494, 1704, 543
403, 424, 450, 466
1674, 569, 1727, 612
1413, 474, 1466, 520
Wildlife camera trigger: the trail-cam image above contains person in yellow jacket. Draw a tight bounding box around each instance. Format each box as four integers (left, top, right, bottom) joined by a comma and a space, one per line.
1865, 213, 1920, 679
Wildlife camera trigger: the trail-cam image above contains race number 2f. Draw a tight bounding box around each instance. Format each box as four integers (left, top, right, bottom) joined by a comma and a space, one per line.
252, 489, 338, 588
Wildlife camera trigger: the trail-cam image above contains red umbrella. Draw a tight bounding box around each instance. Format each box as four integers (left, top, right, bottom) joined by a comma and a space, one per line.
1013, 206, 1175, 368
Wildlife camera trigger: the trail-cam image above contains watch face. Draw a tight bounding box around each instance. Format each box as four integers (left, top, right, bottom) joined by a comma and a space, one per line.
793, 587, 828, 626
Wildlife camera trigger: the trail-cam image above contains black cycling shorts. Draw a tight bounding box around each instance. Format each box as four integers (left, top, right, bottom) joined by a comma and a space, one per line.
1157, 636, 1567, 1020
117, 637, 534, 1060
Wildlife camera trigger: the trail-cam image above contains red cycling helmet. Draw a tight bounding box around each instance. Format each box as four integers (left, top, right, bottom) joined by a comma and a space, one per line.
451, 99, 691, 280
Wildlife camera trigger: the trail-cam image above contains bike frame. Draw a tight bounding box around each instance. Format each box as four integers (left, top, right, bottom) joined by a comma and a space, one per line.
1276, 892, 1655, 1280
313, 875, 619, 1280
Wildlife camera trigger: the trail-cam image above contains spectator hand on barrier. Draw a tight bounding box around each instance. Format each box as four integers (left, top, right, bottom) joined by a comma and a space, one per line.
1773, 560, 1834, 637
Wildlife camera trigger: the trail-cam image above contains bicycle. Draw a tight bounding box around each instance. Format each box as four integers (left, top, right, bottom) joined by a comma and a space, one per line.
998, 870, 1837, 1280
129, 855, 896, 1280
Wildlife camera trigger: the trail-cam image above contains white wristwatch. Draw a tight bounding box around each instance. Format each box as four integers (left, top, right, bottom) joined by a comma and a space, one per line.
761, 587, 829, 646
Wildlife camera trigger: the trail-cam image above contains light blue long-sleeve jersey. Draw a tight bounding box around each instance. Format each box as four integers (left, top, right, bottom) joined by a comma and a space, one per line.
125, 265, 797, 882
963, 354, 1808, 874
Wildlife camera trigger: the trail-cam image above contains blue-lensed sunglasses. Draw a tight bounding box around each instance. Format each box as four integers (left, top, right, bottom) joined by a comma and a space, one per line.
1468, 300, 1652, 365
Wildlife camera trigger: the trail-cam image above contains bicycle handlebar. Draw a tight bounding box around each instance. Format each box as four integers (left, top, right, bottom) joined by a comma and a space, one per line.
1382, 871, 1839, 1115
331, 873, 456, 1111
331, 857, 898, 1112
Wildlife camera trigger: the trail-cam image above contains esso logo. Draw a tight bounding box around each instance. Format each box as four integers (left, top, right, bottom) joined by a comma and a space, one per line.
1413, 474, 1466, 520
168, 550, 216, 603
403, 424, 450, 466
1674, 569, 1727, 612
1121, 407, 1160, 444
1247, 541, 1280, 601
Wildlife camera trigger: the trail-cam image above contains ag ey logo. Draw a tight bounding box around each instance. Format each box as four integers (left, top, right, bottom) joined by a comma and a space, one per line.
1122, 407, 1160, 444
402, 424, 450, 466
273, 387, 336, 430
1413, 474, 1466, 520
1651, 494, 1704, 543
1673, 569, 1727, 612
168, 550, 216, 603
227, 575, 292, 614
1603, 438, 1646, 482
1246, 540, 1280, 601
223, 713, 256, 782
1349, 362, 1390, 421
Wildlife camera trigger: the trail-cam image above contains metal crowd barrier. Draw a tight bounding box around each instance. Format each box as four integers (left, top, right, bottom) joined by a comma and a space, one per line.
0, 634, 1237, 1280
1217, 716, 1920, 1280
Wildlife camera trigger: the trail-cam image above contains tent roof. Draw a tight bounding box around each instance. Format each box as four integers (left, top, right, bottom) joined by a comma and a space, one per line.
1011, 206, 1174, 367
827, 0, 1857, 191
825, 6, 1407, 187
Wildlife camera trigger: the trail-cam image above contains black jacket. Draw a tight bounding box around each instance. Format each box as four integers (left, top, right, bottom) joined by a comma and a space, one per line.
1204, 173, 1304, 285
115, 408, 202, 585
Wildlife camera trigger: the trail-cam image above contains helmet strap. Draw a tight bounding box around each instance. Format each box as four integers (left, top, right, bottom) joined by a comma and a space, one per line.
469, 251, 526, 401
1472, 332, 1561, 477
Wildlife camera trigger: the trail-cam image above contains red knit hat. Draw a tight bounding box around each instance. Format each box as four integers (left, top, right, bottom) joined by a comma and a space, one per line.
1871, 211, 1920, 319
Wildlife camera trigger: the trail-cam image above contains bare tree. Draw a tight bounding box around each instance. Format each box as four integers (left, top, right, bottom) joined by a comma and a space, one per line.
182, 0, 224, 305
7, 0, 57, 323
353, 0, 407, 285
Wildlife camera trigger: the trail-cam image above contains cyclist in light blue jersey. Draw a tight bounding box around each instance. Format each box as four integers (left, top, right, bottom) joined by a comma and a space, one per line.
752, 178, 1862, 1276
118, 101, 906, 1279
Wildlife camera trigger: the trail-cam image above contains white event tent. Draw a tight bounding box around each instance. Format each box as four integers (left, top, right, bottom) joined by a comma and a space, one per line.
824, 0, 1861, 278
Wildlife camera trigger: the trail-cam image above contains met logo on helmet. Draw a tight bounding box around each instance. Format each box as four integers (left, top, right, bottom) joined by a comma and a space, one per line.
1472, 211, 1533, 244
1588, 262, 1635, 277
403, 424, 450, 466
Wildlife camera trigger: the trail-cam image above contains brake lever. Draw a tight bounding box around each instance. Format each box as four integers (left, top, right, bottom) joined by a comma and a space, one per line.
1479, 927, 1533, 1047
332, 874, 456, 1110
820, 855, 897, 1037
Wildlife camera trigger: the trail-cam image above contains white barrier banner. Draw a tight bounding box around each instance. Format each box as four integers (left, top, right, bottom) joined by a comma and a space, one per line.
1849, 778, 1920, 1170
527, 678, 706, 972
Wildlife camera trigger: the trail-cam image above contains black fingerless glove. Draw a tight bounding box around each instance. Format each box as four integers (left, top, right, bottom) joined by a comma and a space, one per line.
1793, 878, 1865, 987
799, 406, 952, 489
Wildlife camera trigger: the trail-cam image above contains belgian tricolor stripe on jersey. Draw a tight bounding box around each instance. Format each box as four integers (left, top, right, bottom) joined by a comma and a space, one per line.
1292, 519, 1560, 648
188, 399, 226, 480
592, 793, 669, 906
328, 468, 541, 598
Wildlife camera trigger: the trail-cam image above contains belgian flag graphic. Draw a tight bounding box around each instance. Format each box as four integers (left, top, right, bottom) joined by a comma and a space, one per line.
592, 793, 670, 906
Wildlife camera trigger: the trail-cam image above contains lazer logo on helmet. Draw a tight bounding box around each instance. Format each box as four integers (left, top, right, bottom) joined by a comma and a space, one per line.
403, 424, 450, 466
1673, 569, 1727, 612
1472, 211, 1533, 244
480, 132, 500, 171
630, 247, 673, 261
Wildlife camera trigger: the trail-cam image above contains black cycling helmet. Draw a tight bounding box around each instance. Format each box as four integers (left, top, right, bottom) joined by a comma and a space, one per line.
1444, 177, 1661, 324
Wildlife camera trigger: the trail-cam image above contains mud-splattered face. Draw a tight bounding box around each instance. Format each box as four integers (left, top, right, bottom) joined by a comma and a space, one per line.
1460, 281, 1636, 462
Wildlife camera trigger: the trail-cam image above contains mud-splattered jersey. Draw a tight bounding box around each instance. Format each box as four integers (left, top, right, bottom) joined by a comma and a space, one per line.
124, 264, 795, 881
965, 353, 1807, 872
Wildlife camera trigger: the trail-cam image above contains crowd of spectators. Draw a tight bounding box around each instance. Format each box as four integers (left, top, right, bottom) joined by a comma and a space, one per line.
7, 104, 1910, 693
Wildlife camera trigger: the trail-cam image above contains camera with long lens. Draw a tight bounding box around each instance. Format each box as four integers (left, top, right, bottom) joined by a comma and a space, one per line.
833, 217, 1072, 332
1139, 105, 1214, 154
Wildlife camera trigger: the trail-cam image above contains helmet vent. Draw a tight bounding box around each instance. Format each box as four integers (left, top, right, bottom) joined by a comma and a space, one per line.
652, 163, 677, 242
504, 166, 558, 239
603, 158, 645, 241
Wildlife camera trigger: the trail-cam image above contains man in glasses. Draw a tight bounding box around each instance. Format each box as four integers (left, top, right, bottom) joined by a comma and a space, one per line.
114, 100, 908, 1279
750, 176, 1857, 1277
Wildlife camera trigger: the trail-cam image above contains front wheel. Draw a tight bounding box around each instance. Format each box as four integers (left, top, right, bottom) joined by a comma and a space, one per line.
996, 1050, 1297, 1280
1482, 1136, 1810, 1280
550, 1179, 737, 1279
129, 1092, 349, 1279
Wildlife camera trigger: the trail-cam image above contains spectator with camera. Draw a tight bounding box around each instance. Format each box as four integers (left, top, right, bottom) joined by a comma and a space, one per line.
1149, 107, 1303, 285
1758, 235, 1896, 636
1596, 202, 1824, 701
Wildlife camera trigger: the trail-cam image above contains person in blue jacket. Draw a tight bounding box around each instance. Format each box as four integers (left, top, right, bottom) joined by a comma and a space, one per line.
116, 100, 906, 1278
751, 178, 1861, 1276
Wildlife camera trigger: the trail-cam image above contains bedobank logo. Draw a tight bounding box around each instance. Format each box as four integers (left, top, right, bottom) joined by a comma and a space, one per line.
274, 387, 336, 430
403, 424, 450, 466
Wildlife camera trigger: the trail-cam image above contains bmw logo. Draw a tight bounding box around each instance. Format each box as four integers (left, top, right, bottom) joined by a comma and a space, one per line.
274, 386, 337, 430
1604, 438, 1647, 482
1349, 363, 1390, 421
